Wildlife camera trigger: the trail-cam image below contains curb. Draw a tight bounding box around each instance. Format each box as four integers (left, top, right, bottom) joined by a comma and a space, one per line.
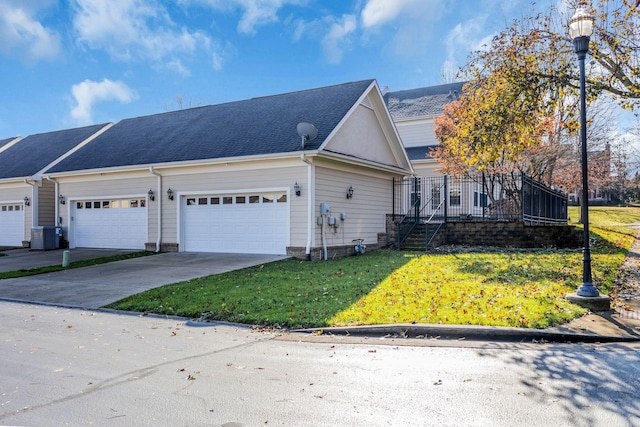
293, 323, 640, 343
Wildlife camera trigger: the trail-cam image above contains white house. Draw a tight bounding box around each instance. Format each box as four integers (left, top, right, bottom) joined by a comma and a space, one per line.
43, 80, 413, 259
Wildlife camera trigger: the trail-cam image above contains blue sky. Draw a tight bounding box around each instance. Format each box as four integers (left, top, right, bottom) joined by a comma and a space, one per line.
1, 0, 560, 138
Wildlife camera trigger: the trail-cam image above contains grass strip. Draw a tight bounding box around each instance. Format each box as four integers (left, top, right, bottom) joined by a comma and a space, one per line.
0, 251, 157, 279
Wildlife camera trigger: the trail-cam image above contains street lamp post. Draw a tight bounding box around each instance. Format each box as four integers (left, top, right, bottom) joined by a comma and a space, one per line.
569, 1, 600, 297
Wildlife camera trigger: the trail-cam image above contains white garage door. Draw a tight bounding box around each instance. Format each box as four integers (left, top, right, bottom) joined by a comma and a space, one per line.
181, 192, 289, 255
72, 198, 147, 249
0, 203, 24, 247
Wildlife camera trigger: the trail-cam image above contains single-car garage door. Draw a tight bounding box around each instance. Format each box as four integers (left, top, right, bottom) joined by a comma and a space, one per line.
181, 192, 289, 254
0, 203, 24, 247
72, 198, 147, 249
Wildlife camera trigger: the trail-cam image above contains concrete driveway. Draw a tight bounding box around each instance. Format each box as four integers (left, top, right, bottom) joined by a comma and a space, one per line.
0, 250, 287, 309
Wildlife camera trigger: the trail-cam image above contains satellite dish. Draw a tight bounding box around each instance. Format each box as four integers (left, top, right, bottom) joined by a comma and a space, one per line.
297, 122, 318, 148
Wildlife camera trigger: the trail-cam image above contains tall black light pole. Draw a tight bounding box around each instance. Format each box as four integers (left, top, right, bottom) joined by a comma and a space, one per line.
570, 1, 600, 297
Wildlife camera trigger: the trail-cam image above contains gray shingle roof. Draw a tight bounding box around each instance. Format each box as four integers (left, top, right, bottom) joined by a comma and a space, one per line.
384, 82, 465, 120
48, 80, 375, 174
405, 146, 438, 161
0, 137, 18, 150
0, 124, 108, 180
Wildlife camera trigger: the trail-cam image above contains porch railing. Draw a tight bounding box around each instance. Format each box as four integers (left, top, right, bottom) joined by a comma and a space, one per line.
393, 174, 568, 225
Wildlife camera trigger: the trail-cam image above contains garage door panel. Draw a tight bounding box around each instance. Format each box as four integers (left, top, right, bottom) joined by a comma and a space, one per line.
182, 193, 289, 255
72, 199, 147, 249
0, 203, 24, 247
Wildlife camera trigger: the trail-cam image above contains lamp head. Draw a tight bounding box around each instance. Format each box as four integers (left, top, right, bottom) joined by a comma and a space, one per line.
569, 1, 594, 40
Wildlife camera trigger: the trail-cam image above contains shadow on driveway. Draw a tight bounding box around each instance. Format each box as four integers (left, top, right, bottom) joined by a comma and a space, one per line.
0, 252, 287, 309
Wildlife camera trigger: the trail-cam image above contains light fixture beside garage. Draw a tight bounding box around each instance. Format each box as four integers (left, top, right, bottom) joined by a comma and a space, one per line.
24, 196, 30, 206
58, 194, 65, 205
294, 182, 301, 197
346, 186, 354, 199
167, 188, 174, 200
148, 189, 155, 201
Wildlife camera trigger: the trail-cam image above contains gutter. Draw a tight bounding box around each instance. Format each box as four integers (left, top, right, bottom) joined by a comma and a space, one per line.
149, 167, 162, 252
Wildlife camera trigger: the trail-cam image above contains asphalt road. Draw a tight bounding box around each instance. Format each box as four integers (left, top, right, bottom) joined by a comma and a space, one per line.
1, 301, 639, 427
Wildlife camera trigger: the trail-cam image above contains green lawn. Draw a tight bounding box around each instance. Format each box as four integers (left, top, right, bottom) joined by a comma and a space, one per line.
107, 206, 640, 329
0, 251, 157, 279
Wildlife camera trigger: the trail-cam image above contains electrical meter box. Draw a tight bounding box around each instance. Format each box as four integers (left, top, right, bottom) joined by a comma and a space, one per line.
320, 202, 331, 215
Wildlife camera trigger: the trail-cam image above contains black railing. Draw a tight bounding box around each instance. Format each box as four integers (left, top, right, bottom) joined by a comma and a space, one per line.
393, 174, 568, 225
522, 175, 568, 225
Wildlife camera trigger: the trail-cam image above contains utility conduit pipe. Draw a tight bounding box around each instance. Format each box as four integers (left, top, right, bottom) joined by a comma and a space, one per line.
149, 167, 162, 252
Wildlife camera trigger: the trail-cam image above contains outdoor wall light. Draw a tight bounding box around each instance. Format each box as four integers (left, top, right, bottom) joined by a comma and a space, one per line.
58, 194, 65, 205
294, 182, 301, 197
346, 185, 354, 199
148, 189, 155, 201
24, 196, 30, 206
167, 187, 174, 200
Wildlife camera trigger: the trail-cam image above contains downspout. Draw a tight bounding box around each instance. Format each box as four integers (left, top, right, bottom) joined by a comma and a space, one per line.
45, 177, 59, 225
24, 178, 38, 229
149, 167, 162, 252
301, 153, 314, 260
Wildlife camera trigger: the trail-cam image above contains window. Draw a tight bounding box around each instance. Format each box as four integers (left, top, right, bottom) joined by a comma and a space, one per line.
211, 197, 220, 205
102, 201, 111, 208
262, 194, 273, 203
198, 197, 208, 205
431, 187, 441, 210
223, 196, 233, 205
187, 198, 196, 206
474, 192, 488, 208
1, 206, 6, 212
277, 193, 287, 203
140, 200, 146, 208
85, 201, 92, 209
249, 195, 260, 204
93, 201, 101, 208
130, 200, 138, 208
8, 205, 13, 211
236, 196, 246, 204
449, 187, 461, 207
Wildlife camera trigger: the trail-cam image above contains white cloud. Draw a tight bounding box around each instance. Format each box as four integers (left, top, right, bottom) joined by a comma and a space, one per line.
178, 0, 304, 34
0, 2, 61, 62
73, 0, 210, 70
359, 0, 445, 57
361, 0, 419, 28
70, 79, 136, 124
321, 14, 357, 64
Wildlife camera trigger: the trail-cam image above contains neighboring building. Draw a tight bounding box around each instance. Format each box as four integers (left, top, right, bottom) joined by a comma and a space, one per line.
0, 126, 111, 247
384, 82, 464, 177
43, 80, 412, 258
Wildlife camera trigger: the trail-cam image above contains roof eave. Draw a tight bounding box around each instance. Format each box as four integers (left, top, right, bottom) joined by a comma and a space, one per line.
45, 151, 315, 178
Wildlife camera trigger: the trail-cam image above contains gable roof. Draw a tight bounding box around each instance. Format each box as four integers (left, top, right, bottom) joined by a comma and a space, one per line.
0, 124, 108, 180
0, 137, 19, 150
48, 80, 377, 174
384, 81, 465, 120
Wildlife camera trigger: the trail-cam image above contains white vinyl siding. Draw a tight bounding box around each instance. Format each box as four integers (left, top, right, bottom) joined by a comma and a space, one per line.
395, 119, 437, 148
314, 161, 395, 248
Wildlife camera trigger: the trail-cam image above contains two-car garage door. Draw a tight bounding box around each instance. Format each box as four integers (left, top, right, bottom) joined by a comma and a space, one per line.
181, 192, 289, 255
0, 203, 24, 247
